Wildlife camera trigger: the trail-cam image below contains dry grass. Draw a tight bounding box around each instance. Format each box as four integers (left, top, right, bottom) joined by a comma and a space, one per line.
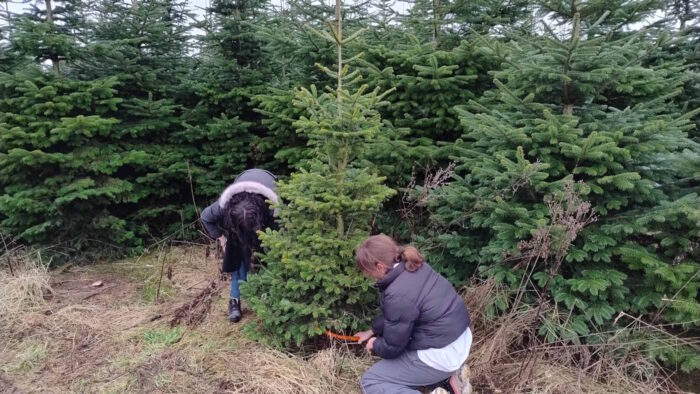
0, 248, 52, 319
210, 344, 371, 393
461, 279, 689, 394
1, 244, 694, 394
0, 245, 372, 394
0, 247, 53, 342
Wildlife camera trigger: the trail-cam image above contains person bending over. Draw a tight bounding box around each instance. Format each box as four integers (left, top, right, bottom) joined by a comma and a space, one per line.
354, 234, 472, 394
201, 169, 277, 322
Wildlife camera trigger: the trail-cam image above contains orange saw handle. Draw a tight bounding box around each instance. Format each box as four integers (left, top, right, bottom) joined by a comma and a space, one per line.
325, 330, 361, 342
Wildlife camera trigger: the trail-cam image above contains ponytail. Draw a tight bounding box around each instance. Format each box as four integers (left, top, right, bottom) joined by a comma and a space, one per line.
356, 234, 425, 274
399, 245, 424, 272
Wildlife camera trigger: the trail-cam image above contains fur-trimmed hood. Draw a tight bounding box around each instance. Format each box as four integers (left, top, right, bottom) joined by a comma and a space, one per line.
217, 169, 279, 208
218, 181, 279, 208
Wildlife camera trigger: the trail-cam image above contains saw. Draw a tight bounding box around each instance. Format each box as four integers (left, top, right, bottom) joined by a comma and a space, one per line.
325, 330, 361, 343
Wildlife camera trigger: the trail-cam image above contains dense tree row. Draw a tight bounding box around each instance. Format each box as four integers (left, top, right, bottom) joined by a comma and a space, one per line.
1, 0, 698, 370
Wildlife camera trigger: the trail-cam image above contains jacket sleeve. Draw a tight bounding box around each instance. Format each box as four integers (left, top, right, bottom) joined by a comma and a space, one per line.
201, 202, 224, 239
371, 314, 385, 336
372, 295, 419, 359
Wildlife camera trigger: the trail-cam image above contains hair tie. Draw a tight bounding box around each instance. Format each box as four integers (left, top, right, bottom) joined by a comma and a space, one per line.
394, 247, 405, 264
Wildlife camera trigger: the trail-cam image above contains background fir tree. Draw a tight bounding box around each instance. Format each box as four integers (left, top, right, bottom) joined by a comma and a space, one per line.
0, 0, 136, 255
243, 0, 395, 347
355, 29, 502, 239
0, 0, 28, 72
85, 0, 199, 238
426, 3, 699, 362
10, 0, 86, 74
182, 0, 271, 196
250, 5, 330, 173
0, 0, 202, 256
403, 0, 449, 46
448, 0, 533, 35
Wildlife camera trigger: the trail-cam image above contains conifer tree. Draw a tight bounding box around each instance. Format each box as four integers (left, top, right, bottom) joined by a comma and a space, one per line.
0, 70, 135, 253
243, 0, 395, 347
83, 0, 197, 236
0, 0, 200, 255
0, 1, 22, 72
449, 0, 532, 35
250, 7, 330, 173
429, 2, 699, 350
358, 35, 499, 190
10, 0, 86, 74
404, 0, 447, 46
183, 0, 270, 196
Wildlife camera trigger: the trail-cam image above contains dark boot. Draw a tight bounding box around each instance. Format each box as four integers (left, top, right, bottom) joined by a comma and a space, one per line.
228, 298, 242, 323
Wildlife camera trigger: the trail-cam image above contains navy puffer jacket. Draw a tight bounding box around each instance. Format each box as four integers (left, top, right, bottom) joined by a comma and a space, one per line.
371, 262, 471, 359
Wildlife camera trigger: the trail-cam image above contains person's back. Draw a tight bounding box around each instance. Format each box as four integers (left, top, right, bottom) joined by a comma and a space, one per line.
381, 262, 470, 353
201, 168, 278, 323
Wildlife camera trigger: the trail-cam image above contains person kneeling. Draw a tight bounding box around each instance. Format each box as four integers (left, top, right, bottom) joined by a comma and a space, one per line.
354, 234, 472, 394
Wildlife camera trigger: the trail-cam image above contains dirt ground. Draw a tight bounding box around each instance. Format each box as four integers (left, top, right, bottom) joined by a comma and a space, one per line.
0, 246, 369, 394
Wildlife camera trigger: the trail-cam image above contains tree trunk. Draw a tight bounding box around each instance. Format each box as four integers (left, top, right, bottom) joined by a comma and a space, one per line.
432, 0, 439, 46
45, 0, 60, 74
681, 0, 689, 29
336, 0, 342, 118
335, 0, 344, 237
562, 13, 580, 115
4, 0, 11, 39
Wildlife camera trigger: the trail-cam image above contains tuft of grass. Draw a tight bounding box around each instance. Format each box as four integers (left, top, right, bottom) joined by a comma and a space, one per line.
3, 341, 48, 372
0, 248, 52, 323
3, 244, 690, 394
153, 372, 172, 389
210, 343, 371, 394
140, 273, 175, 303
141, 327, 184, 350
461, 279, 687, 393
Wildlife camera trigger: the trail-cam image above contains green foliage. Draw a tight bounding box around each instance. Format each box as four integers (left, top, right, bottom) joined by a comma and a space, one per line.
243, 16, 395, 346
427, 6, 700, 368
0, 69, 143, 254
183, 0, 270, 194
361, 37, 496, 172
142, 327, 184, 349
0, 0, 698, 372
253, 87, 312, 173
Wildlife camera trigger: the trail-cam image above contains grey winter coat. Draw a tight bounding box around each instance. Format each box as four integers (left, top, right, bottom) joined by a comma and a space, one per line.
371, 262, 471, 360
200, 169, 278, 240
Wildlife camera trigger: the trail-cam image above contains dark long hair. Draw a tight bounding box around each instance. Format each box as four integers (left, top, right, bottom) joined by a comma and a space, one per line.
222, 192, 274, 255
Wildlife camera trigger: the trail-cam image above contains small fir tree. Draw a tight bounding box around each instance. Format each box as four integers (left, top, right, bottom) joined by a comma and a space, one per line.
243, 0, 395, 347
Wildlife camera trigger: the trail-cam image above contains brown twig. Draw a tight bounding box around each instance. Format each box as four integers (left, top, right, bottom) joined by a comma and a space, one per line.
186, 161, 204, 232
81, 284, 118, 301
510, 181, 597, 385
169, 277, 222, 328
1, 233, 15, 276
155, 244, 167, 304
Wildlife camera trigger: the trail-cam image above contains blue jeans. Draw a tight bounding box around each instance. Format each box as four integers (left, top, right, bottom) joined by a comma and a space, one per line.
229, 261, 248, 299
